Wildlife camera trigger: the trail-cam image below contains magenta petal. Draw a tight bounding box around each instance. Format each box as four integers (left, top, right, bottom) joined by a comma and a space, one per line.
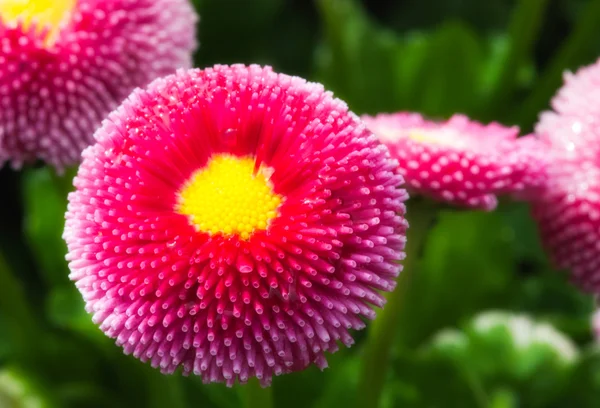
64, 65, 409, 386
0, 0, 197, 170
363, 112, 548, 210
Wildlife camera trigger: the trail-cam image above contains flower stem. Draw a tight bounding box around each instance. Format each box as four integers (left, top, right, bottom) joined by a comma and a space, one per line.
356, 201, 437, 408
48, 166, 76, 201
0, 251, 41, 356
488, 388, 516, 408
240, 378, 274, 408
144, 370, 186, 408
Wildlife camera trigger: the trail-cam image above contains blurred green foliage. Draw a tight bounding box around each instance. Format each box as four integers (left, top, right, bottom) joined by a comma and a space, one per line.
2, 0, 600, 406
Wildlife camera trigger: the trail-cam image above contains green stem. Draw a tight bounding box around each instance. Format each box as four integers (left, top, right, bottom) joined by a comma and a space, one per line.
488, 388, 517, 408
144, 370, 186, 408
240, 378, 274, 408
356, 201, 437, 408
48, 166, 76, 202
0, 251, 41, 356
454, 362, 488, 408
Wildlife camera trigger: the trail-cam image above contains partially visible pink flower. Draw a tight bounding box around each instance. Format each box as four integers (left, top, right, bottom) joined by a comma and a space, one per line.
0, 0, 197, 170
362, 113, 547, 210
536, 58, 600, 161
593, 310, 600, 339
64, 65, 408, 386
531, 158, 600, 292
531, 58, 600, 292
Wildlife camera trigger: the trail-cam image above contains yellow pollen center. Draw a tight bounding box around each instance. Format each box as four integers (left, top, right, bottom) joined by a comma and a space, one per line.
406, 128, 468, 149
0, 0, 75, 43
407, 129, 441, 144
176, 155, 283, 240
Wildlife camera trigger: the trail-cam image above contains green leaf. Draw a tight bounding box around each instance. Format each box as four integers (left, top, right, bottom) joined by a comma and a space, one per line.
45, 285, 111, 348
312, 356, 360, 408
497, 203, 546, 264
0, 314, 11, 361
515, 0, 600, 128
554, 348, 600, 407
46, 286, 87, 328
0, 366, 58, 408
316, 0, 488, 117
391, 349, 481, 408
370, 0, 514, 34
142, 370, 187, 408
426, 311, 580, 407
315, 0, 404, 113
195, 0, 317, 77
411, 21, 485, 117
0, 252, 43, 361
483, 0, 549, 118
390, 33, 431, 109
56, 382, 123, 408
488, 388, 518, 408
397, 210, 516, 347
183, 378, 241, 408
498, 203, 595, 343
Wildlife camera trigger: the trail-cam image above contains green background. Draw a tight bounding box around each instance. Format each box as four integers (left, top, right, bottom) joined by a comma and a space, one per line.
1, 0, 600, 406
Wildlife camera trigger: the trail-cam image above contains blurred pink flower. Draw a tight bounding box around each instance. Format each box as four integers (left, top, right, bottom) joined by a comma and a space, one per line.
362, 113, 547, 210
532, 159, 600, 292
0, 0, 197, 170
593, 309, 600, 338
64, 65, 408, 386
536, 58, 600, 161
531, 58, 600, 292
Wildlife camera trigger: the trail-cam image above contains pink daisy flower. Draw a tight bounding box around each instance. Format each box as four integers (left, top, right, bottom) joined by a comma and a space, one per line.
362, 113, 547, 210
63, 65, 408, 386
593, 309, 600, 339
531, 59, 600, 292
0, 0, 197, 170
531, 154, 600, 291
536, 58, 600, 161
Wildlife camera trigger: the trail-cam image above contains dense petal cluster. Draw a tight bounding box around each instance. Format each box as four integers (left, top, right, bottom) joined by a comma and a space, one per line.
531, 59, 600, 292
362, 113, 547, 210
0, 0, 197, 170
64, 65, 408, 386
536, 58, 600, 161
532, 160, 600, 291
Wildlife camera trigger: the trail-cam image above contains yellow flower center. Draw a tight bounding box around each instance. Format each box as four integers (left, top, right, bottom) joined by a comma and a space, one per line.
372, 121, 472, 149
176, 155, 283, 240
406, 128, 468, 149
407, 129, 441, 144
0, 0, 75, 44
